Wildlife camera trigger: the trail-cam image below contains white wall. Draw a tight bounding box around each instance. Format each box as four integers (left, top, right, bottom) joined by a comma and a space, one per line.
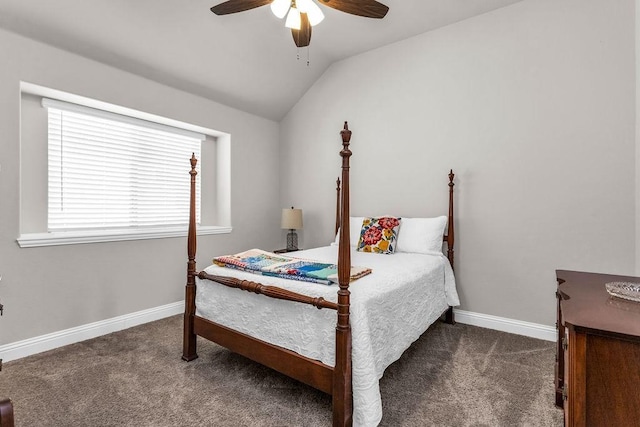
280, 0, 636, 326
0, 28, 281, 345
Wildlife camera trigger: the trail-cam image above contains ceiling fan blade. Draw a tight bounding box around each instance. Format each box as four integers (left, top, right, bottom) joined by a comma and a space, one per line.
318, 0, 389, 19
292, 13, 312, 48
210, 0, 272, 15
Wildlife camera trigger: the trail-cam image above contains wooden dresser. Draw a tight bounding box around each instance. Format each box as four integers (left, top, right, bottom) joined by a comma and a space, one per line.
555, 270, 640, 426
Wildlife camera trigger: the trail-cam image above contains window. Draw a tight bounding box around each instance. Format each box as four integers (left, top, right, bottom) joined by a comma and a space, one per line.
17, 82, 232, 248
44, 99, 203, 232
16, 84, 232, 248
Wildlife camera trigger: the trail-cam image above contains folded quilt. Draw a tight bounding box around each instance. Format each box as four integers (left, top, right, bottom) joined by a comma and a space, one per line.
213, 249, 371, 285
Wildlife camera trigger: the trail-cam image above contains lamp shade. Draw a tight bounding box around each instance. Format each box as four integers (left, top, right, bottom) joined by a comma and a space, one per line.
285, 7, 301, 30
297, 0, 324, 26
270, 0, 290, 19
281, 208, 303, 230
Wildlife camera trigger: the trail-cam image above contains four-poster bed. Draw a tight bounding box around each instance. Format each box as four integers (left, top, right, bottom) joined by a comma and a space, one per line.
182, 122, 457, 426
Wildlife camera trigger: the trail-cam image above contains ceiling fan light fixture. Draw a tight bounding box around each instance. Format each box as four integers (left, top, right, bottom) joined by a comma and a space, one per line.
285, 7, 301, 30
210, 0, 389, 49
297, 0, 324, 26
270, 0, 290, 19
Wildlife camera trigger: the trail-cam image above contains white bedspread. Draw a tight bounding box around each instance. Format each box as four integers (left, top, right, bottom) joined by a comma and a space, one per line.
196, 246, 459, 426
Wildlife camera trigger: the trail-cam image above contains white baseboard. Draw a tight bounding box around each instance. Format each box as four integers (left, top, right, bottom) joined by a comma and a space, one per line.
454, 309, 556, 342
0, 303, 555, 364
0, 301, 184, 363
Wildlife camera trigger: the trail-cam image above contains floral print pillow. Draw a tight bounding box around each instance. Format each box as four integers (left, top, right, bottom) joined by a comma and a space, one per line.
356, 216, 401, 254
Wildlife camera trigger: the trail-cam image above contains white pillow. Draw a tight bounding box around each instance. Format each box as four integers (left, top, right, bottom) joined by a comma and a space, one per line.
395, 216, 448, 254
332, 217, 366, 247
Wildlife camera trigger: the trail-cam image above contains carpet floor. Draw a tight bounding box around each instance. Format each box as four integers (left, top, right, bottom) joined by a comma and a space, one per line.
0, 315, 563, 426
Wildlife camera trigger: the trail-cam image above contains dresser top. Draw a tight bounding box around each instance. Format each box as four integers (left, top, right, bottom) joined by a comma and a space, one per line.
557, 270, 640, 339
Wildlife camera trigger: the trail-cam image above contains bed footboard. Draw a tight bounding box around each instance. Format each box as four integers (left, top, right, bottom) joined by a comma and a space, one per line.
182, 122, 356, 426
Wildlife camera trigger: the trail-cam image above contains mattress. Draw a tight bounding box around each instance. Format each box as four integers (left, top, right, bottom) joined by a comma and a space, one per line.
196, 245, 459, 427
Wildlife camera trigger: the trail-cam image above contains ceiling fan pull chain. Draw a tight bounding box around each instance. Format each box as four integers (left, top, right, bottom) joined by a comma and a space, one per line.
297, 47, 300, 61
307, 47, 310, 67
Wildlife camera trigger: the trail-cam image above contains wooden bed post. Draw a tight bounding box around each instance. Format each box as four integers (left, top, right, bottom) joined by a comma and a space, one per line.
444, 169, 456, 325
0, 398, 15, 427
182, 154, 198, 361
335, 178, 341, 237
333, 122, 353, 427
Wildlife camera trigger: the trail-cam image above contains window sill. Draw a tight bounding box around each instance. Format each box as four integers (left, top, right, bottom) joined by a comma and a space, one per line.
16, 226, 232, 248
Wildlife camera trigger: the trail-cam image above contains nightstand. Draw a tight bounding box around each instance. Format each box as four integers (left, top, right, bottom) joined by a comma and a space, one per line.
273, 248, 300, 254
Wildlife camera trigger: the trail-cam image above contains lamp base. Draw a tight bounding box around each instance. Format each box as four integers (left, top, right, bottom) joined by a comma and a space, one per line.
286, 229, 298, 251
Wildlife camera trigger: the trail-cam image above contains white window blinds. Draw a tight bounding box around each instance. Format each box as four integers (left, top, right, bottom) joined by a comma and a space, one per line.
44, 98, 203, 232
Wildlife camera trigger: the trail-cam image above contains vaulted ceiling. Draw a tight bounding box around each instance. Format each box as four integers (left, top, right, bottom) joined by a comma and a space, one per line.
0, 0, 523, 120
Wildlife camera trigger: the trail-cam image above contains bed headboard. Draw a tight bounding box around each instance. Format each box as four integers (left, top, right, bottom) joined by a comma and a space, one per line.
334, 170, 455, 270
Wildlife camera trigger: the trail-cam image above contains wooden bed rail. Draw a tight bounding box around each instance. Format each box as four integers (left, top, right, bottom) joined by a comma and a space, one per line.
197, 271, 338, 310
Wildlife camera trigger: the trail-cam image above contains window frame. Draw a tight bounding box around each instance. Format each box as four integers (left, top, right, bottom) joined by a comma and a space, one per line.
17, 83, 232, 248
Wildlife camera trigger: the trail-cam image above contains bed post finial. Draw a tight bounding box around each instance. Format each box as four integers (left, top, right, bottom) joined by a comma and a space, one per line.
183, 154, 199, 361
334, 121, 353, 426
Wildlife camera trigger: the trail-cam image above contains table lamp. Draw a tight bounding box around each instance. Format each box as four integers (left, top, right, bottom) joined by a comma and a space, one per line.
281, 207, 303, 251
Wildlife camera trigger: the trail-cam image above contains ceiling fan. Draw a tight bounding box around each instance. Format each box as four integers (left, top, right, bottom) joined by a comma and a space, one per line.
210, 0, 389, 48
